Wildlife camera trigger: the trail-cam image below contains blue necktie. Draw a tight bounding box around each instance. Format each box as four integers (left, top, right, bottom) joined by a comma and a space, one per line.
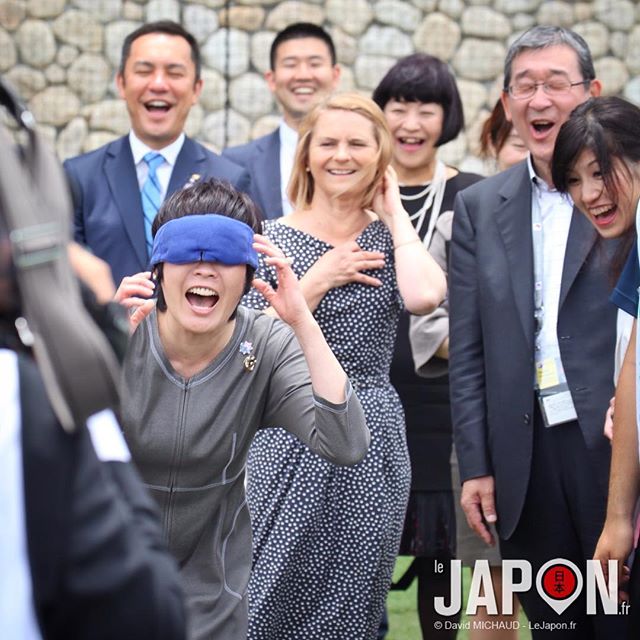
141, 152, 164, 257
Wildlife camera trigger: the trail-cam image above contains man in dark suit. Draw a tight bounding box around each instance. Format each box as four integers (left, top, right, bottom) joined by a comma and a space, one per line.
223, 23, 340, 219
64, 21, 250, 286
449, 26, 626, 637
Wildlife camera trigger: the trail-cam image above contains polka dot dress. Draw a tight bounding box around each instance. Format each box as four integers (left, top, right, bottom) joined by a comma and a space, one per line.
243, 220, 411, 640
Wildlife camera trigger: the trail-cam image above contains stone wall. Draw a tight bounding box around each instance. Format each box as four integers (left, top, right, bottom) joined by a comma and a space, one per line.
1, 0, 640, 166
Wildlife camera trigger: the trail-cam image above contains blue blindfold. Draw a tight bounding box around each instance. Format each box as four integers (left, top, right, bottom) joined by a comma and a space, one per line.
150, 214, 258, 269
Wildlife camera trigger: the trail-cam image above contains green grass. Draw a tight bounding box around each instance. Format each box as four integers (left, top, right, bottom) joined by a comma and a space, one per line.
387, 557, 532, 640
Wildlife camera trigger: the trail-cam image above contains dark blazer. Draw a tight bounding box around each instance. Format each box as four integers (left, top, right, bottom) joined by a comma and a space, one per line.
64, 135, 251, 285
448, 161, 617, 540
18, 353, 185, 639
223, 129, 283, 220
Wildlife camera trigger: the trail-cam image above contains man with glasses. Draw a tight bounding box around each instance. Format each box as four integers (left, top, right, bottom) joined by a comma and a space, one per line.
449, 26, 626, 637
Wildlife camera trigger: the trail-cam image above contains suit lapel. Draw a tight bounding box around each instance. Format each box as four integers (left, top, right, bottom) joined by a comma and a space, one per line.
495, 164, 535, 348
104, 137, 148, 271
559, 206, 598, 309
168, 136, 204, 194
255, 130, 283, 219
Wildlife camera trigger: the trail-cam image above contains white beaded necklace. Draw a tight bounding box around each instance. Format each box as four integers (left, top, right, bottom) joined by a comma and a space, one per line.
399, 159, 447, 248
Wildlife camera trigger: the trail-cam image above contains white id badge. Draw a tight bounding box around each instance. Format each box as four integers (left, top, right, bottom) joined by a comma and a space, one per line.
536, 358, 578, 427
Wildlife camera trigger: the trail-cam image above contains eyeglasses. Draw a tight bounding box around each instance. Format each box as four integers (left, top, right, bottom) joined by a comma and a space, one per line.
506, 78, 591, 100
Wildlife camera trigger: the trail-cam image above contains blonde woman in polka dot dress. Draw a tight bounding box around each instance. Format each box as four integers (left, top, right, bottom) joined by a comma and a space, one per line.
243, 92, 446, 639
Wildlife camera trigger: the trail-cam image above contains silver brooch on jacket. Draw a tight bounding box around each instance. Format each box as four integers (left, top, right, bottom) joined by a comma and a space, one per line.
240, 341, 256, 372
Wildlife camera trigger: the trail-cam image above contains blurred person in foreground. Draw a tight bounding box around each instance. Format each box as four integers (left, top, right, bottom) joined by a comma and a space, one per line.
0, 115, 186, 640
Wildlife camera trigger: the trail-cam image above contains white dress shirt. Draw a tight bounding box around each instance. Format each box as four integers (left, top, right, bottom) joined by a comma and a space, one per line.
528, 157, 573, 366
278, 120, 298, 217
129, 131, 186, 201
0, 349, 42, 640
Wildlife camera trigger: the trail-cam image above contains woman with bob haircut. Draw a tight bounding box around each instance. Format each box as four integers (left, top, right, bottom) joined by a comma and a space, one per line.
114, 178, 370, 640
552, 95, 640, 633
243, 91, 446, 639
372, 53, 482, 638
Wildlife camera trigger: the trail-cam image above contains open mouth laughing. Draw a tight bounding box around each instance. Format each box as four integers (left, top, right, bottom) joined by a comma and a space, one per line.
185, 286, 219, 311
144, 99, 172, 115
589, 204, 617, 226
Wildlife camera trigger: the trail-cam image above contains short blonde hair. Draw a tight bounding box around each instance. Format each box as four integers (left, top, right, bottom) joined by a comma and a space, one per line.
288, 92, 393, 211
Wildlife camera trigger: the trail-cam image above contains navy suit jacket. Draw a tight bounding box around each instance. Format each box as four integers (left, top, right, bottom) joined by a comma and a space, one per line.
448, 161, 618, 539
223, 129, 283, 220
64, 135, 251, 285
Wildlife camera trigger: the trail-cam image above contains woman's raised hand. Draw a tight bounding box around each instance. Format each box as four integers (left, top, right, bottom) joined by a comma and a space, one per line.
252, 234, 313, 328
371, 165, 406, 229
114, 271, 156, 331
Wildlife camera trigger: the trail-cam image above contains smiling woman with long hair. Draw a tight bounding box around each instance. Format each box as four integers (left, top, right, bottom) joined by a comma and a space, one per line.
243, 92, 446, 640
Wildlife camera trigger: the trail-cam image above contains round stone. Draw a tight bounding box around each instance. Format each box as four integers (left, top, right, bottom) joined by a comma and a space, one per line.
235, 0, 278, 5
359, 25, 413, 58
457, 79, 488, 125
462, 7, 511, 39
105, 21, 141, 68
511, 12, 536, 31
536, 1, 574, 27
0, 1, 27, 30
439, 134, 466, 168
353, 54, 396, 90
494, 0, 542, 13
330, 27, 357, 65
595, 56, 629, 95
218, 6, 265, 31
338, 65, 355, 92
610, 31, 627, 58
67, 53, 111, 103
623, 75, 640, 106
29, 86, 81, 126
325, 0, 372, 37
83, 131, 119, 153
0, 25, 16, 70
453, 39, 506, 81
251, 114, 280, 140
410, 0, 437, 9
86, 99, 130, 134
44, 63, 66, 84
413, 13, 461, 62
374, 0, 421, 32
70, 0, 123, 22
265, 2, 324, 32
52, 10, 103, 52
202, 28, 249, 78
229, 72, 274, 118
183, 4, 218, 43
56, 116, 88, 161
250, 31, 273, 75
16, 19, 56, 67
573, 2, 594, 21
184, 103, 204, 139
627, 26, 640, 75
594, 0, 635, 32
57, 44, 79, 67
27, 0, 66, 18
573, 22, 609, 59
4, 65, 45, 98
122, 1, 143, 20
203, 109, 251, 151
145, 0, 180, 22
199, 68, 227, 112
438, 0, 464, 19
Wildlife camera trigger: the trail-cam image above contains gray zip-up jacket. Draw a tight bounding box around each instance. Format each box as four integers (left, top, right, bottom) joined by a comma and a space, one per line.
121, 306, 369, 640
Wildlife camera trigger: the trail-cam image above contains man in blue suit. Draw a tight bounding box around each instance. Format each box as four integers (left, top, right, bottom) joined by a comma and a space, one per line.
223, 23, 340, 220
64, 21, 250, 286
